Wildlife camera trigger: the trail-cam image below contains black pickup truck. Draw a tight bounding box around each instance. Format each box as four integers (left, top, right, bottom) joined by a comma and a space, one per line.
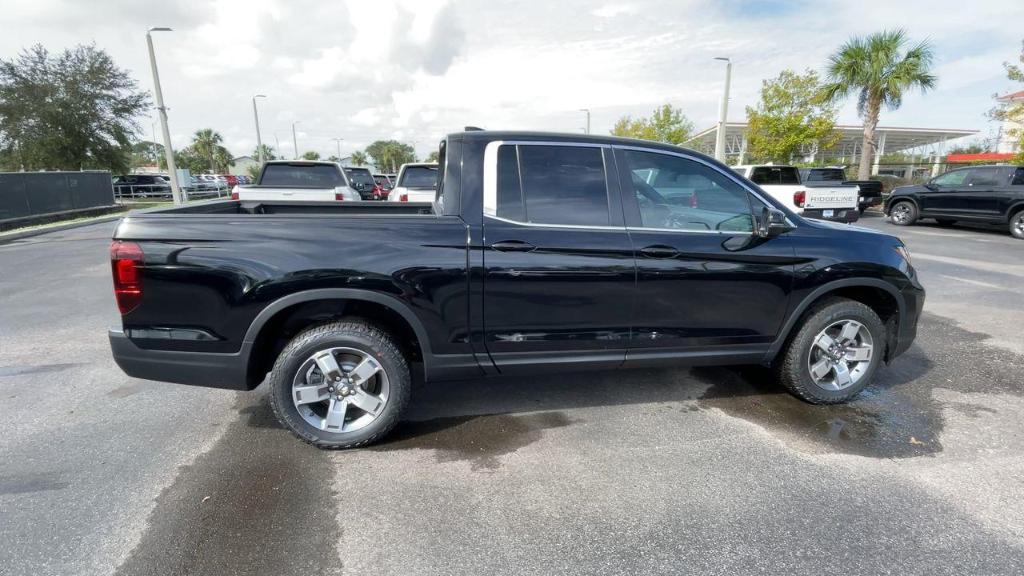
109, 131, 924, 448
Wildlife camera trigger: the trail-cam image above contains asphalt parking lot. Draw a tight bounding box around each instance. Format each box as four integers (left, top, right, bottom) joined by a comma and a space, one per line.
1, 212, 1022, 576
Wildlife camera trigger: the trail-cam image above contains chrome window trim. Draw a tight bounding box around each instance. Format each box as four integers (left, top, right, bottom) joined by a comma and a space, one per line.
483, 140, 612, 221
484, 213, 624, 231
613, 144, 798, 228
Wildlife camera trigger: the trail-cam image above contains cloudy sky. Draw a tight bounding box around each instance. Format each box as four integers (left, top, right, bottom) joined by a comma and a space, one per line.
1, 0, 1021, 159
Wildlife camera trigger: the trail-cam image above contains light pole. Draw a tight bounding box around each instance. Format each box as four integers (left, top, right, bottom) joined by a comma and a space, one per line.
291, 121, 301, 160
252, 94, 266, 164
579, 108, 591, 134
713, 57, 732, 163
146, 27, 183, 203
331, 137, 344, 159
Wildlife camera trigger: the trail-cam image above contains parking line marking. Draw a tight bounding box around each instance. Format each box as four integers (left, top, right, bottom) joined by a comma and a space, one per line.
938, 274, 1006, 290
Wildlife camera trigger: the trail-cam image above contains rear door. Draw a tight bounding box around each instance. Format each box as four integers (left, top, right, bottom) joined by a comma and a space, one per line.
481, 142, 634, 372
961, 166, 1004, 219
615, 147, 796, 363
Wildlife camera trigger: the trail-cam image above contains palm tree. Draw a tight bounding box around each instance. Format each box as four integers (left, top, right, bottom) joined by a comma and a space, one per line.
350, 151, 368, 166
823, 29, 936, 180
191, 128, 225, 172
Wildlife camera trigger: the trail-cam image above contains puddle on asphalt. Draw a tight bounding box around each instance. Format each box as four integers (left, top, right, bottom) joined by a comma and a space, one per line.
695, 365, 942, 458
372, 411, 572, 470
695, 313, 1024, 459
114, 394, 343, 576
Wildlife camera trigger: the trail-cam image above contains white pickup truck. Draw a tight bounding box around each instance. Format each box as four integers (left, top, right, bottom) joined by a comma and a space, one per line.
232, 161, 363, 202
733, 164, 859, 222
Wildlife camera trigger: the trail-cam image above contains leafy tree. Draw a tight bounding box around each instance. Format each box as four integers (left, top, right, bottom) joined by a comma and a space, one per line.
326, 155, 342, 163
160, 146, 206, 174
349, 151, 368, 166
823, 29, 937, 180
745, 69, 839, 163
130, 140, 163, 169
0, 44, 150, 172
191, 128, 233, 172
989, 40, 1024, 162
610, 103, 694, 144
947, 141, 988, 156
365, 140, 416, 172
425, 150, 439, 163
252, 144, 276, 162
301, 150, 321, 160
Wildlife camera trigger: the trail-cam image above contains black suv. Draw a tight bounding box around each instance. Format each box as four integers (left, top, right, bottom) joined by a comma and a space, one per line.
885, 165, 1024, 239
112, 174, 172, 199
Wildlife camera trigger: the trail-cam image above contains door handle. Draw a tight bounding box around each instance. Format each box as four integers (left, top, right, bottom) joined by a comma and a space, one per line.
491, 240, 537, 253
640, 245, 680, 258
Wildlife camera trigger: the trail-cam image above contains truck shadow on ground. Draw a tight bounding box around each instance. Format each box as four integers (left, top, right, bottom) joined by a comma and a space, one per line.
242, 313, 1021, 462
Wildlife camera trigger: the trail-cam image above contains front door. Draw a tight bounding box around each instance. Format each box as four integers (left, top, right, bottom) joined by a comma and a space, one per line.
614, 147, 797, 364
482, 142, 635, 372
920, 168, 971, 214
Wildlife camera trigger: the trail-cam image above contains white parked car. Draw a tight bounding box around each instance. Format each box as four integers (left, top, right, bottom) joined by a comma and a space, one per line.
389, 163, 438, 203
732, 164, 860, 222
232, 161, 361, 202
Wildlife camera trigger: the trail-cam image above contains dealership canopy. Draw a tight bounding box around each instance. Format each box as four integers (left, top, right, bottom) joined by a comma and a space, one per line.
684, 123, 978, 168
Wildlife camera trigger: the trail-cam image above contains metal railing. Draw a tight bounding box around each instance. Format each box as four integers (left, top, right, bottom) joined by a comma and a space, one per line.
113, 184, 231, 203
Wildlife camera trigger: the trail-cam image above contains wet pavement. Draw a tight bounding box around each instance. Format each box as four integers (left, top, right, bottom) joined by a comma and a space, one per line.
2, 216, 1024, 575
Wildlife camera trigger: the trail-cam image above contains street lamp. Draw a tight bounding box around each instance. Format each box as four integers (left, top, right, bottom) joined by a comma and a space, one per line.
292, 121, 301, 160
146, 26, 182, 204
579, 108, 591, 134
713, 57, 732, 163
331, 137, 344, 159
252, 94, 266, 164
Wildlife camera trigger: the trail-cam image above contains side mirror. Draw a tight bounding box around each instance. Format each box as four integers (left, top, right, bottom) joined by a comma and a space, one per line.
923, 181, 938, 191
759, 207, 793, 238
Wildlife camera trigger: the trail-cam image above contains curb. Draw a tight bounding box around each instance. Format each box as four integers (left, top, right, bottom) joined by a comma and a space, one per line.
0, 214, 124, 244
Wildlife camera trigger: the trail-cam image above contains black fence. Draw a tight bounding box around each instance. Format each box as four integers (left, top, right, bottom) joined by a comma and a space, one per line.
0, 171, 114, 221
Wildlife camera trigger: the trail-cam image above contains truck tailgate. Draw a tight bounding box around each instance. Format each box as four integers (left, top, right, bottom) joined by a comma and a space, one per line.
804, 187, 858, 209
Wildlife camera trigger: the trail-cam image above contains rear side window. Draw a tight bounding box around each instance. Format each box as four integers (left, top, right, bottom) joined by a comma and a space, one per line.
496, 144, 609, 226
260, 164, 344, 187
966, 167, 1003, 187
1012, 168, 1024, 186
399, 166, 438, 189
750, 166, 800, 185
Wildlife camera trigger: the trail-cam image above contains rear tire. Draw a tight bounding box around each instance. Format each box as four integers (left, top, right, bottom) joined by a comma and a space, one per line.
268, 320, 411, 449
1010, 211, 1024, 239
775, 298, 885, 404
889, 201, 917, 226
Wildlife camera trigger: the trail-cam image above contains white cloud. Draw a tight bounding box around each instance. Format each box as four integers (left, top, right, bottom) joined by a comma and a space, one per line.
0, 0, 1021, 160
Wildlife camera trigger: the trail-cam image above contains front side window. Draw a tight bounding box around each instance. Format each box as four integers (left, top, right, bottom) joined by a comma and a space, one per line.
932, 169, 969, 187
622, 150, 754, 233
494, 144, 610, 226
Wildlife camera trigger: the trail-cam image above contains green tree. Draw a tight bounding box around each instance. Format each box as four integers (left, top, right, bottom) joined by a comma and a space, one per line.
191, 128, 233, 172
252, 144, 276, 162
350, 151, 368, 166
300, 150, 320, 160
130, 140, 163, 169
610, 103, 694, 144
745, 69, 839, 164
425, 150, 439, 163
365, 140, 416, 172
0, 44, 150, 172
990, 40, 1024, 162
160, 146, 206, 174
823, 29, 937, 180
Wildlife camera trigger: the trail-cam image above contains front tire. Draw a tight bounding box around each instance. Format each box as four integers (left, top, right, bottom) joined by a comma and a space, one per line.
268, 320, 411, 449
775, 298, 885, 404
889, 201, 917, 226
1010, 211, 1024, 239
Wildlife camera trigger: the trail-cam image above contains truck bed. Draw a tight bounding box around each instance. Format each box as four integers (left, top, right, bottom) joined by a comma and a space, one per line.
129, 199, 435, 216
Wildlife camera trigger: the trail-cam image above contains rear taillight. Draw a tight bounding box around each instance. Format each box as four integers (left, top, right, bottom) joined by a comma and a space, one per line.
110, 241, 144, 315
334, 193, 345, 201
399, 193, 409, 202
793, 190, 806, 208
230, 191, 239, 200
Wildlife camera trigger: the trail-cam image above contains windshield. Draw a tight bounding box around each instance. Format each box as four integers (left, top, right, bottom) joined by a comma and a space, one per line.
260, 164, 344, 187
749, 166, 800, 185
344, 168, 376, 188
400, 166, 438, 189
